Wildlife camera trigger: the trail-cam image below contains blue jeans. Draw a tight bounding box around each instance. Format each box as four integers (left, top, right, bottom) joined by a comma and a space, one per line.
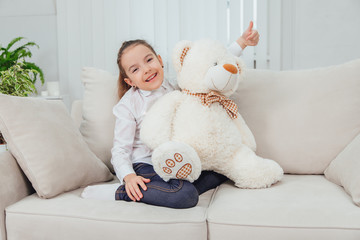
115, 163, 228, 209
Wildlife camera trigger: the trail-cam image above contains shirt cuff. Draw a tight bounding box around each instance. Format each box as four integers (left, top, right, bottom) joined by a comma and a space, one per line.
114, 162, 135, 185
227, 41, 243, 57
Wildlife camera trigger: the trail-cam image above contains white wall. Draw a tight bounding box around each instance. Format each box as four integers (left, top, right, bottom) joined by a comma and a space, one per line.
1, 0, 360, 109
280, 0, 360, 70
0, 0, 59, 93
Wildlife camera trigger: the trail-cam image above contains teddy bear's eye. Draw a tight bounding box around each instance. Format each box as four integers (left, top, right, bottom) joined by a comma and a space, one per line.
214, 62, 218, 66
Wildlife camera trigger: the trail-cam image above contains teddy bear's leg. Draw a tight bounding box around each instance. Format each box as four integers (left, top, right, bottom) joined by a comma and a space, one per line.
152, 141, 202, 183
224, 144, 283, 189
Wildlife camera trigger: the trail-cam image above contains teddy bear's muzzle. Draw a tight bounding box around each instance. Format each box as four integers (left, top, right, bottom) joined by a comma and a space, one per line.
204, 64, 240, 94
223, 64, 238, 74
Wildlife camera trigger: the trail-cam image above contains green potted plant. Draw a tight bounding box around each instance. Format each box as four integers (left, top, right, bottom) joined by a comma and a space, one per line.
0, 37, 44, 151
0, 61, 40, 96
0, 37, 44, 84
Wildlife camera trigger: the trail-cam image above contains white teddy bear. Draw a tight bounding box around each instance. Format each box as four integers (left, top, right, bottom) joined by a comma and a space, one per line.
140, 39, 283, 188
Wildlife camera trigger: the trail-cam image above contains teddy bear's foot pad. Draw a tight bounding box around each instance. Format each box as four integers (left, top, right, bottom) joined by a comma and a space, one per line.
152, 141, 201, 182
162, 153, 193, 179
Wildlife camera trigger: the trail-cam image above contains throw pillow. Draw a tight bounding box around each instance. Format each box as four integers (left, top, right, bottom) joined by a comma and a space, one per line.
0, 94, 113, 198
79, 67, 119, 172
324, 133, 360, 206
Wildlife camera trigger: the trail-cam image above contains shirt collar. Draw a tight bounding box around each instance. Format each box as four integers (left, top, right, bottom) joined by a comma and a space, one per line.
138, 80, 170, 97
139, 88, 152, 97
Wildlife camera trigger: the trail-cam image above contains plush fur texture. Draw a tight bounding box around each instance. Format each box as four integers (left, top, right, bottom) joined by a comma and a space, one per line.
140, 39, 283, 188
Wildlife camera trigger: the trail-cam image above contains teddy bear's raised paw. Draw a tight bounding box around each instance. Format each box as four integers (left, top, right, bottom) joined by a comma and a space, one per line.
162, 153, 193, 179
152, 141, 202, 182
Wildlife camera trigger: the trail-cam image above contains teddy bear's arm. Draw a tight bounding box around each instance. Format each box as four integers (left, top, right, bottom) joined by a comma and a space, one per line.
234, 114, 257, 151
140, 90, 183, 150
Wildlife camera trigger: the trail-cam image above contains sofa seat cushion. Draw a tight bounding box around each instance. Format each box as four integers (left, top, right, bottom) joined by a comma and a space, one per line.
5, 180, 213, 240
207, 175, 360, 240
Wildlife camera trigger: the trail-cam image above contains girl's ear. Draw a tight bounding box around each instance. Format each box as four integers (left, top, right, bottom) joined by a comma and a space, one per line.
157, 54, 164, 67
124, 77, 133, 87
172, 40, 193, 73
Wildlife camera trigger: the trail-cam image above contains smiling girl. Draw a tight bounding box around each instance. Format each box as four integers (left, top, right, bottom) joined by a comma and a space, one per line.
82, 22, 260, 208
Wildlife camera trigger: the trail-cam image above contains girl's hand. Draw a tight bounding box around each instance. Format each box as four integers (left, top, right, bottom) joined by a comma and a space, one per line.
123, 173, 150, 201
237, 21, 260, 49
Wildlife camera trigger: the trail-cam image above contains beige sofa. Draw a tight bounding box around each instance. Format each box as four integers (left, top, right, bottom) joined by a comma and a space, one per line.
1, 59, 360, 240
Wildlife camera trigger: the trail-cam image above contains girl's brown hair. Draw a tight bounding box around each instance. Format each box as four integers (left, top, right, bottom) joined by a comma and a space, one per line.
116, 39, 158, 98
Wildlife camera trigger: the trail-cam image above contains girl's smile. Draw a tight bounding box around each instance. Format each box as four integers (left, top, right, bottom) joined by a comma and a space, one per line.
145, 73, 157, 82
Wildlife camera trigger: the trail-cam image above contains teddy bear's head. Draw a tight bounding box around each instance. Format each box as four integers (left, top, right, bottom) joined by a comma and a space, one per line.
172, 39, 244, 97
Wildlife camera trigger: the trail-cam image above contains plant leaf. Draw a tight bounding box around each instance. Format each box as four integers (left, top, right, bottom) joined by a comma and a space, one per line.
5, 37, 25, 51
23, 61, 44, 84
0, 61, 37, 96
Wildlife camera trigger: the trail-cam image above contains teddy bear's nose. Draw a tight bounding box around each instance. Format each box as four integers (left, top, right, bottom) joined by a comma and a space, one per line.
223, 64, 238, 74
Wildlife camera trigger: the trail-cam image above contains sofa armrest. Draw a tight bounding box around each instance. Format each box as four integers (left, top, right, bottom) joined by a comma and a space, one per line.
0, 151, 34, 240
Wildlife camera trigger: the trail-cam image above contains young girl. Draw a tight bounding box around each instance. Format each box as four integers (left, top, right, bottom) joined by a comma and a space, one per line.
82, 21, 260, 208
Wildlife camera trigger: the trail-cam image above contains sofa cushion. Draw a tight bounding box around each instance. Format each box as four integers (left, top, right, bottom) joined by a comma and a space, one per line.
207, 175, 360, 240
232, 59, 360, 174
325, 133, 360, 207
0, 94, 113, 198
80, 67, 119, 172
5, 179, 213, 240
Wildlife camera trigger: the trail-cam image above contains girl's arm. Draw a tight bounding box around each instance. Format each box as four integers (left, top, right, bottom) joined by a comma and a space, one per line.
111, 103, 150, 201
227, 41, 244, 57
228, 21, 260, 57
110, 103, 137, 185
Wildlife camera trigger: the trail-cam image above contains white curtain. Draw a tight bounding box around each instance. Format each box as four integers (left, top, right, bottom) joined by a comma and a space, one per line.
56, 0, 268, 102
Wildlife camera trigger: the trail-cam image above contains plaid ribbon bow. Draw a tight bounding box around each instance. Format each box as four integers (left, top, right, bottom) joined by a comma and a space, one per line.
183, 89, 238, 119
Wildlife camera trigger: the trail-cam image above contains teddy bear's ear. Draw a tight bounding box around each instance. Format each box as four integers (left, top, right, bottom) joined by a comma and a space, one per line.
172, 40, 193, 73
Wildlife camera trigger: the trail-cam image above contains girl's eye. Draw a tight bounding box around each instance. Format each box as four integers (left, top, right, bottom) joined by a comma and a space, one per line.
132, 68, 138, 73
147, 58, 153, 62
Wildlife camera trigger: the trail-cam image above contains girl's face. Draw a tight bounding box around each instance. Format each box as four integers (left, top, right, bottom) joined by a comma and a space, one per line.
122, 44, 164, 91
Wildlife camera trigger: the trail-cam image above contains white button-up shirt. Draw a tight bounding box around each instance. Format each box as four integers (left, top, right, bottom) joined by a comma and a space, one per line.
111, 42, 243, 184
111, 81, 174, 184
